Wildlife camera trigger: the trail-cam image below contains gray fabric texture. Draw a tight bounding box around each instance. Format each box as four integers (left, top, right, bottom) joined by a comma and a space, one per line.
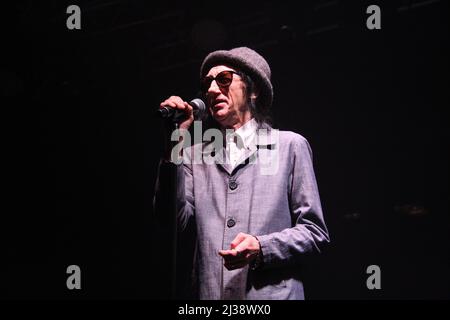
153, 128, 329, 300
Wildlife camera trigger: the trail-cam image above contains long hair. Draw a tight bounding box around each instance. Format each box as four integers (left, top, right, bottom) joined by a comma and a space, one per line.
240, 72, 273, 128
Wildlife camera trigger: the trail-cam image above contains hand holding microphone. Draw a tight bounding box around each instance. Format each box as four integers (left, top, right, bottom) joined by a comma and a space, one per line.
157, 96, 206, 161
157, 96, 205, 130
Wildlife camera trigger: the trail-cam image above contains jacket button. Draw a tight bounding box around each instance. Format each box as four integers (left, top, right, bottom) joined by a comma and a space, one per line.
227, 218, 236, 228
229, 180, 238, 190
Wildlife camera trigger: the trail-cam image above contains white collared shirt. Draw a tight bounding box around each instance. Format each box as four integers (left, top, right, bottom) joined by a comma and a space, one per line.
224, 118, 258, 170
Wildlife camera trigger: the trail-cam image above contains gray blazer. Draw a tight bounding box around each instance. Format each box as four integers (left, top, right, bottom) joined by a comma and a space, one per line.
154, 127, 329, 300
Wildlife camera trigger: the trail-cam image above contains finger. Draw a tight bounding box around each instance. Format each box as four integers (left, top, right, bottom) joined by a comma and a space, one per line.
234, 238, 252, 253
220, 253, 248, 266
168, 96, 184, 105
218, 249, 232, 256
160, 100, 176, 108
225, 248, 246, 257
171, 97, 189, 110
171, 99, 187, 111
230, 233, 248, 249
162, 96, 186, 111
219, 249, 240, 257
184, 102, 193, 116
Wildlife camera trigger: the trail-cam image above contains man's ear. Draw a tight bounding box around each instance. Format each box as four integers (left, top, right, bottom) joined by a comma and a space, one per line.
251, 87, 260, 100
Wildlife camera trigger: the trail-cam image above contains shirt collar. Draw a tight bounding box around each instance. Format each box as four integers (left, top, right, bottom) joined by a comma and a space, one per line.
201, 120, 276, 156
224, 118, 258, 150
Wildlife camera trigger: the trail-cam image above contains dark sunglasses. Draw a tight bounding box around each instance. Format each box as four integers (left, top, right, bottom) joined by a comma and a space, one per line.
201, 70, 241, 93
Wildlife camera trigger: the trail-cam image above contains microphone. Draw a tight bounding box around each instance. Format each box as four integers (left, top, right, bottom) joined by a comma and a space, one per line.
156, 98, 206, 121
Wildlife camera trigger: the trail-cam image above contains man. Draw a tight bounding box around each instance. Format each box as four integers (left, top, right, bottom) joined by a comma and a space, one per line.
154, 47, 329, 300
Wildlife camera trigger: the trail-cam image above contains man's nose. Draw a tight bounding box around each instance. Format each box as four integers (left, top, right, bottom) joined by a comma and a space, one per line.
207, 80, 221, 94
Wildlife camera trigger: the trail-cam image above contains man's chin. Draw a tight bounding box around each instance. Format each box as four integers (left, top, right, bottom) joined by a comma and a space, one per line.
213, 111, 227, 121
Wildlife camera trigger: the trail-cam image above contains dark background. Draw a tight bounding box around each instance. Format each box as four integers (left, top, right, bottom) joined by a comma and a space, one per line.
2, 0, 449, 299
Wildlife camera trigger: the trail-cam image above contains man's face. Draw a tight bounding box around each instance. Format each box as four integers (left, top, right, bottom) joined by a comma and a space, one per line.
203, 65, 248, 128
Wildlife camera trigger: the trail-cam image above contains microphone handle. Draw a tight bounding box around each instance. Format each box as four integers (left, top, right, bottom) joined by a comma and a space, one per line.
156, 99, 205, 121
155, 106, 184, 119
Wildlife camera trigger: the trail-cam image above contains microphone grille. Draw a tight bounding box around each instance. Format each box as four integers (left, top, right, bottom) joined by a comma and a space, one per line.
190, 98, 206, 117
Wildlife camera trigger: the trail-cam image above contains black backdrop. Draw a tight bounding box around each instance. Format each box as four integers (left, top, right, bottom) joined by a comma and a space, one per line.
3, 0, 449, 299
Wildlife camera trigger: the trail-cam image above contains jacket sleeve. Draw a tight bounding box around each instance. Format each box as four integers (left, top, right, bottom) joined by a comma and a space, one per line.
152, 156, 195, 232
256, 135, 330, 269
